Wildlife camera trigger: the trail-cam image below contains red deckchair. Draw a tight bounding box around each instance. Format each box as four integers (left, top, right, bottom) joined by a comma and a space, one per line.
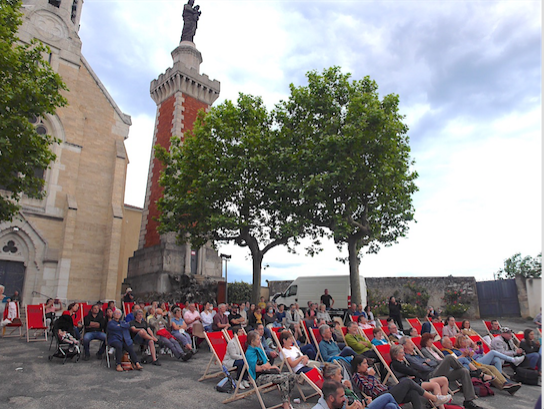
26, 304, 48, 342
407, 318, 422, 335
122, 302, 134, 316
309, 327, 324, 362
199, 330, 234, 381
2, 301, 22, 338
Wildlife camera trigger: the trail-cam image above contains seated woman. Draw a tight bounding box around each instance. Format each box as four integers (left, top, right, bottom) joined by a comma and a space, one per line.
222, 328, 250, 389
62, 303, 83, 340
520, 328, 541, 371
455, 335, 524, 371
364, 306, 376, 327
371, 328, 388, 346
245, 330, 296, 409
442, 316, 460, 338
170, 306, 193, 352
459, 320, 478, 337
263, 306, 280, 329
357, 315, 373, 330
439, 337, 521, 394
278, 330, 320, 374
247, 304, 262, 330
351, 355, 450, 409
389, 345, 450, 409
419, 334, 493, 382
44, 298, 62, 330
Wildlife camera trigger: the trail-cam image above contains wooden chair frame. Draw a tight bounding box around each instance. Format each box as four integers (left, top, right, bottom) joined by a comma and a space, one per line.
199, 331, 235, 382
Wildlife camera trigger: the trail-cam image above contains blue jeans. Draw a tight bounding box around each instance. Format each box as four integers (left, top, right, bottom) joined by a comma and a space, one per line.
476, 350, 516, 371
301, 344, 316, 360
82, 331, 106, 356
525, 352, 540, 369
368, 393, 401, 409
233, 359, 248, 380
109, 340, 138, 365
73, 327, 81, 340
340, 346, 357, 357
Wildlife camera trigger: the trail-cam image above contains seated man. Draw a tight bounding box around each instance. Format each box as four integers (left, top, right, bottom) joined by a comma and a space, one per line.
319, 324, 357, 363
286, 303, 304, 342
107, 309, 143, 372
388, 323, 403, 343
129, 309, 160, 366
490, 327, 534, 367
256, 323, 279, 364
353, 304, 366, 318
228, 304, 245, 331
344, 322, 383, 375
82, 304, 106, 360
149, 308, 191, 361
212, 303, 231, 332
399, 336, 481, 409
421, 316, 439, 336
124, 303, 141, 323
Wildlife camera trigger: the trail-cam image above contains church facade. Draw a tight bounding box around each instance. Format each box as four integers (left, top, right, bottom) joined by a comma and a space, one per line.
0, 0, 134, 304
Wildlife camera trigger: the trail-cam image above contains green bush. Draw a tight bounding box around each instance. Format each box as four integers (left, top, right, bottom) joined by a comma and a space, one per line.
443, 303, 470, 317
401, 303, 426, 318
227, 281, 252, 304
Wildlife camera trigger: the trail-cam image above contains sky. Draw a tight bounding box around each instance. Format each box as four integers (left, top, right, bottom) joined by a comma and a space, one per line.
78, 0, 541, 285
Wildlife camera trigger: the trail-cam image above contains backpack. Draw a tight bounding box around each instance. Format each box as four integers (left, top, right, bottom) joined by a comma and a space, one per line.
471, 378, 494, 397
215, 377, 234, 393
513, 366, 539, 385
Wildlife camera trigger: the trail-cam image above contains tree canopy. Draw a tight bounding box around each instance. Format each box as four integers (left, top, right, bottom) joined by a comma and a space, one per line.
156, 94, 317, 303
497, 252, 542, 279
0, 0, 68, 221
276, 67, 418, 304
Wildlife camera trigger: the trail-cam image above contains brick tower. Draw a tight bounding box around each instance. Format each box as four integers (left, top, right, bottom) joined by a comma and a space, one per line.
127, 39, 221, 295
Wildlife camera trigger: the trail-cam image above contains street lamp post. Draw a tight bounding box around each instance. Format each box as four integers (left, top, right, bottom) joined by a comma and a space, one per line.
220, 253, 231, 304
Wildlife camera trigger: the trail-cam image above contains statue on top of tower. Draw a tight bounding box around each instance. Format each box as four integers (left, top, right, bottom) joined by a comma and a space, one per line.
181, 0, 201, 43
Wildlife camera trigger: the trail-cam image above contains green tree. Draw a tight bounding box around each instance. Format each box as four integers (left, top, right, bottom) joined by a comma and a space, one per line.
0, 0, 68, 221
156, 94, 317, 303
276, 67, 418, 305
227, 281, 252, 304
497, 252, 542, 279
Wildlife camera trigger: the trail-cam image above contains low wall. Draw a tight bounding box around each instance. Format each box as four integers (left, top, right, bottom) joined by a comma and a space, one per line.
268, 276, 480, 317
516, 276, 542, 318
365, 276, 479, 318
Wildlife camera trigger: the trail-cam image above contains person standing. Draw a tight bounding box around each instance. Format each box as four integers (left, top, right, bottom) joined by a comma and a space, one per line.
321, 289, 335, 310
388, 297, 404, 332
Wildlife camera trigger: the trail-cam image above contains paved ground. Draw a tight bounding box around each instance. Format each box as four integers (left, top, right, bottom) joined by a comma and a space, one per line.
0, 318, 540, 409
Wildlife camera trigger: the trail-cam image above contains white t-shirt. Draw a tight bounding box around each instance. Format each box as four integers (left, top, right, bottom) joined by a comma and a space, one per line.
201, 310, 215, 326
280, 346, 304, 373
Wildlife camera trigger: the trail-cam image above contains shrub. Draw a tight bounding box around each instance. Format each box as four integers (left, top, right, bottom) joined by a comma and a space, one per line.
443, 303, 470, 317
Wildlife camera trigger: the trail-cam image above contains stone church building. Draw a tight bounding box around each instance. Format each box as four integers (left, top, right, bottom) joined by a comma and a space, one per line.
0, 0, 223, 305
0, 0, 135, 304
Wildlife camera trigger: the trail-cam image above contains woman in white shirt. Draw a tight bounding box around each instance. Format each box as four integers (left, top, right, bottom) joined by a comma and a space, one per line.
278, 330, 320, 374
222, 328, 250, 389
200, 302, 216, 332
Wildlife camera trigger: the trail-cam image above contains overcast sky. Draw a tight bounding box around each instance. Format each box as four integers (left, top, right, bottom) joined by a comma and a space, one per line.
78, 0, 541, 284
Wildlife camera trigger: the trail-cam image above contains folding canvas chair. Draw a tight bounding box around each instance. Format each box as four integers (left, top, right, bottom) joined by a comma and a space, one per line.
379, 319, 389, 328
433, 321, 444, 337
2, 301, 23, 338
513, 333, 524, 342
74, 305, 84, 327
26, 304, 48, 342
175, 302, 186, 310
468, 335, 491, 353
295, 367, 322, 401
309, 327, 324, 362
101, 303, 109, 313
224, 329, 234, 340
199, 331, 235, 381
301, 320, 313, 345
81, 303, 93, 318
372, 343, 399, 384
222, 335, 283, 409
406, 318, 422, 335
455, 321, 463, 330
122, 302, 134, 317
362, 328, 374, 342
270, 329, 286, 371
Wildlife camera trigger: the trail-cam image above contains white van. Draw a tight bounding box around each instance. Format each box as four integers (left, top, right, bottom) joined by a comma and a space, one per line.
271, 275, 366, 310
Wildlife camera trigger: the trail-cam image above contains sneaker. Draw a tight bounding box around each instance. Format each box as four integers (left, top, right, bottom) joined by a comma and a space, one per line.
435, 394, 451, 405
242, 380, 250, 388
108, 347, 115, 355
238, 382, 246, 390
152, 359, 161, 366
512, 356, 525, 366
181, 351, 192, 361
463, 400, 483, 409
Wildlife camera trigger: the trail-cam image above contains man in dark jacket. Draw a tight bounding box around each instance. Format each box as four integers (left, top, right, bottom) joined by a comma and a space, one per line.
82, 304, 106, 360
107, 309, 142, 372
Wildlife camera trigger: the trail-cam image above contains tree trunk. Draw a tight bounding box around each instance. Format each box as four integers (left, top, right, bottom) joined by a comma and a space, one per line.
250, 251, 263, 304
347, 235, 362, 306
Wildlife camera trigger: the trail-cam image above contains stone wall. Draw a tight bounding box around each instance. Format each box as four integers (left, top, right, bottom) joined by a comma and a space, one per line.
267, 276, 480, 317
365, 276, 479, 318
516, 276, 542, 318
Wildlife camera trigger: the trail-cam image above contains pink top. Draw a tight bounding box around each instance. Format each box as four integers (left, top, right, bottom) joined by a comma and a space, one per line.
183, 309, 201, 328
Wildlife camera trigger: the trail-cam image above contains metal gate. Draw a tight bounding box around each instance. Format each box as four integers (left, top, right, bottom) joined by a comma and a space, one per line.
476, 279, 520, 318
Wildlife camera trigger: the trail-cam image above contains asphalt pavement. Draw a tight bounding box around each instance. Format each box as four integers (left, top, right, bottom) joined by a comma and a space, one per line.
0, 317, 540, 409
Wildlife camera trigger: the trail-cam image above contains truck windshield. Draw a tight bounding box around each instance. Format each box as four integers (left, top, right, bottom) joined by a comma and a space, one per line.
285, 285, 297, 297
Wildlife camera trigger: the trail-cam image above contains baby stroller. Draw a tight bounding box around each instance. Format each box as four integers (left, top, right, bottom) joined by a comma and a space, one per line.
48, 315, 81, 364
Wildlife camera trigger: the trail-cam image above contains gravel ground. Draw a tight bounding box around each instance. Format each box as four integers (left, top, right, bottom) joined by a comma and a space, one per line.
0, 317, 540, 409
